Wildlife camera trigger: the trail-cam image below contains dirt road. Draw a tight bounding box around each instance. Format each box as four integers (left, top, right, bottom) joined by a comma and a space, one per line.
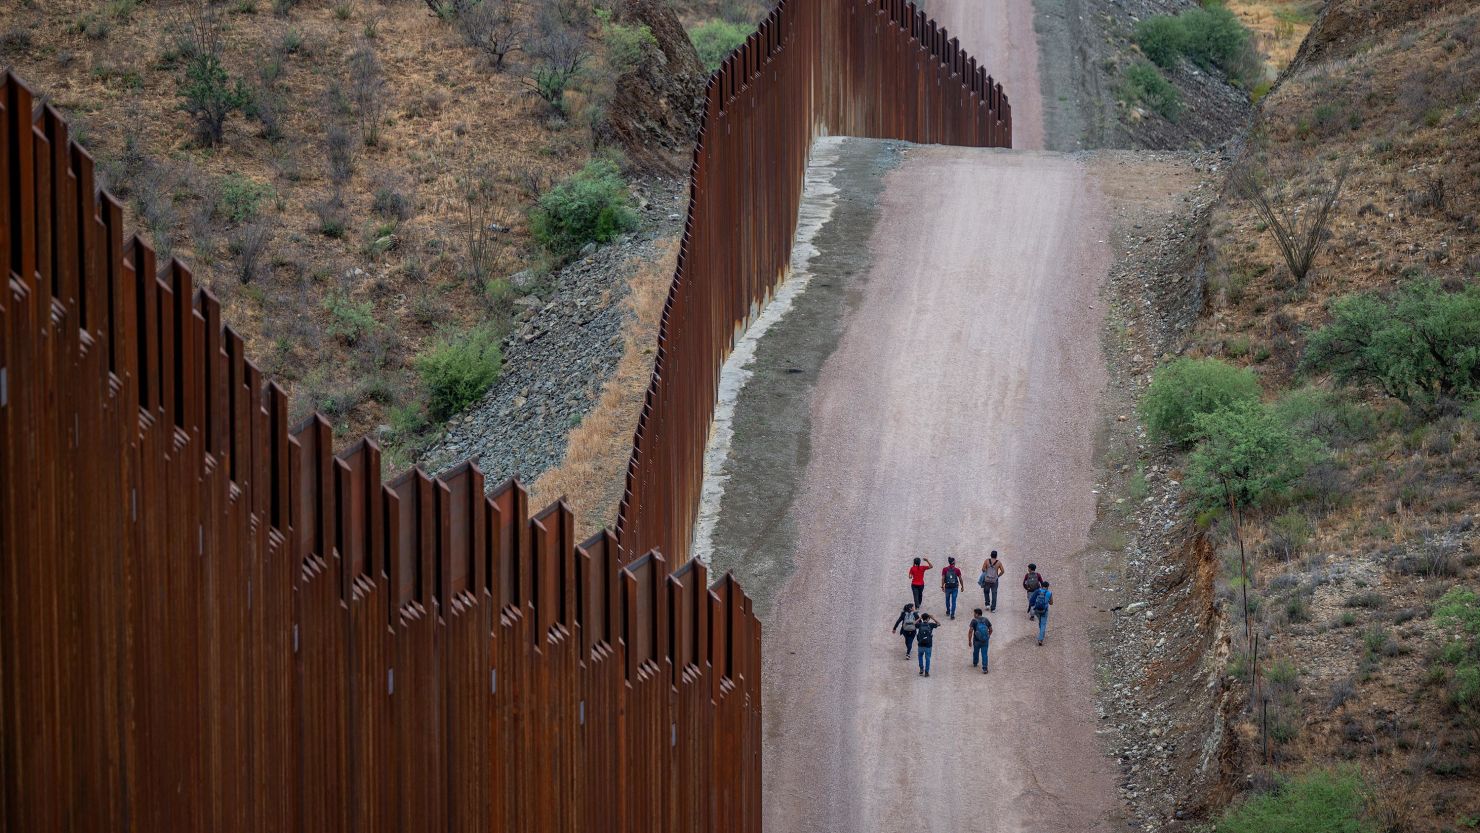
750, 144, 1120, 832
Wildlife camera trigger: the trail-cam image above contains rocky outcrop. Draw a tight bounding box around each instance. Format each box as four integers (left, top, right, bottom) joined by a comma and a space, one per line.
598, 0, 708, 169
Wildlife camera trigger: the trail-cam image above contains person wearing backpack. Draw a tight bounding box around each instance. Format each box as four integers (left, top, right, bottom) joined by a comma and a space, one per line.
967, 607, 993, 674
1031, 581, 1054, 645
1022, 563, 1045, 620
940, 557, 964, 619
978, 550, 1005, 611
915, 613, 940, 677
908, 557, 933, 609
891, 603, 920, 659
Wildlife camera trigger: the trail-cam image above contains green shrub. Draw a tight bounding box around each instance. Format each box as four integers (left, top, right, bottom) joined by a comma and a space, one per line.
1185, 399, 1322, 510
1214, 768, 1374, 833
688, 19, 749, 72
1134, 16, 1186, 68
218, 173, 272, 223
530, 160, 638, 256
1132, 4, 1259, 86
178, 52, 249, 146
1141, 357, 1261, 446
417, 325, 503, 421
1117, 61, 1182, 120
1271, 387, 1377, 448
1435, 586, 1480, 712
603, 19, 656, 75
324, 293, 376, 345
1304, 279, 1480, 414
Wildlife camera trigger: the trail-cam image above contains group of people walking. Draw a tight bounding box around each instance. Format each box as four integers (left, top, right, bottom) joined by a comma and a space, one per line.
891, 551, 1055, 677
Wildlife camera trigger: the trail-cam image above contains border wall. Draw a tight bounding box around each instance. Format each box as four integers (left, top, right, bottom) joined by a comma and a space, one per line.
615, 0, 1010, 560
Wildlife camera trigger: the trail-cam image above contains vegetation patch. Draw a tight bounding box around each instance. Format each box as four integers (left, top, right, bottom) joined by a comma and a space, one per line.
688, 20, 749, 72
1117, 61, 1182, 121
417, 325, 504, 421
530, 159, 639, 256
1214, 768, 1373, 833
1141, 357, 1261, 446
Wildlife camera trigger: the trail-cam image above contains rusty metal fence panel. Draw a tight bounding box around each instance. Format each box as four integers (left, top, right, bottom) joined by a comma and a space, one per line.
0, 71, 764, 833
615, 0, 1010, 562
0, 0, 1004, 826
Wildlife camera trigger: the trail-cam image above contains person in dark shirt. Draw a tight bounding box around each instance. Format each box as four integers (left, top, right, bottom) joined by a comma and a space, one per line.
940, 557, 964, 619
915, 613, 940, 677
1023, 563, 1045, 620
891, 603, 920, 659
967, 608, 993, 674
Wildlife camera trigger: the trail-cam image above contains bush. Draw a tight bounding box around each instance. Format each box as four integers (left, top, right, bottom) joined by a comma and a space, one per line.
1185, 399, 1322, 510
1141, 357, 1261, 446
1268, 510, 1312, 560
1134, 16, 1186, 68
1435, 586, 1480, 712
324, 293, 377, 345
1271, 387, 1377, 448
417, 326, 503, 421
603, 18, 656, 76
1214, 768, 1374, 833
689, 19, 748, 72
1304, 279, 1480, 414
1118, 61, 1182, 120
521, 10, 587, 115
218, 173, 271, 223
530, 159, 638, 255
229, 222, 271, 283
348, 45, 388, 146
1133, 4, 1258, 85
178, 51, 249, 146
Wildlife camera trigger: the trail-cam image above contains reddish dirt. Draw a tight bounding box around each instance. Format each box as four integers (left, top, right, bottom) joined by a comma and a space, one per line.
760, 147, 1119, 832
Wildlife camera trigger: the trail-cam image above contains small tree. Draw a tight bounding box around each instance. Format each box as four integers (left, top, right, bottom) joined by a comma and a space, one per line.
1185, 400, 1322, 511
348, 44, 388, 145
457, 0, 526, 70
177, 0, 247, 146
1305, 279, 1480, 413
1141, 356, 1262, 446
1232, 164, 1347, 285
521, 10, 586, 115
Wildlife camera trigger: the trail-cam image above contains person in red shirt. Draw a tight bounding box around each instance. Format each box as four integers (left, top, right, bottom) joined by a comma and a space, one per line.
940, 557, 964, 619
908, 557, 933, 609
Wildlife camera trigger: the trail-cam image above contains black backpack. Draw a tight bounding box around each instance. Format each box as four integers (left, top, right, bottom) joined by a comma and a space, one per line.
916, 623, 934, 647
944, 568, 960, 589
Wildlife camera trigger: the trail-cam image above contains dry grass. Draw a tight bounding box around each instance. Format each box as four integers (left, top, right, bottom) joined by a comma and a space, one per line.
1227, 0, 1316, 77
530, 238, 675, 538
4, 0, 595, 443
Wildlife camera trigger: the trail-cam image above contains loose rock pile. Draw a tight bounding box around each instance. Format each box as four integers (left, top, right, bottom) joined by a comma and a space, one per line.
421, 177, 686, 486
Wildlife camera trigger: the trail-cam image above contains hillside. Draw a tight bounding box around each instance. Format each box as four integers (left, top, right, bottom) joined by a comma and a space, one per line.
0, 0, 697, 473
1103, 0, 1480, 828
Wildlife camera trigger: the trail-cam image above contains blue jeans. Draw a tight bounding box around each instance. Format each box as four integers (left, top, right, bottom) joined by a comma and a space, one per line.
944, 587, 959, 617
972, 639, 990, 670
982, 582, 998, 610
918, 645, 933, 673
1037, 609, 1048, 642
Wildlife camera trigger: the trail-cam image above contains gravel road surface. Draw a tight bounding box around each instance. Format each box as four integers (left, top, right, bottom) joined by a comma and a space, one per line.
753, 145, 1119, 833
